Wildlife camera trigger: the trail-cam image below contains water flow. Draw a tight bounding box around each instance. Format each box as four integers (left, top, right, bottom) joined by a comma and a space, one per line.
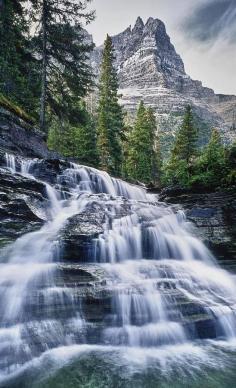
5, 153, 16, 173
1, 154, 236, 381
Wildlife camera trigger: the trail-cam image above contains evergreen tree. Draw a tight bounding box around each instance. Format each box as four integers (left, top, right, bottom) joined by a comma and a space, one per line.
146, 107, 162, 183
225, 141, 236, 185
193, 128, 226, 187
73, 113, 99, 167
48, 105, 98, 166
126, 102, 160, 184
97, 34, 124, 176
171, 105, 198, 164
163, 105, 198, 186
30, 0, 95, 131
0, 0, 40, 113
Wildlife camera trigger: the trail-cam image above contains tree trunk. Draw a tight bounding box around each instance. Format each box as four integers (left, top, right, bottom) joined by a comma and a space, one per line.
39, 0, 47, 132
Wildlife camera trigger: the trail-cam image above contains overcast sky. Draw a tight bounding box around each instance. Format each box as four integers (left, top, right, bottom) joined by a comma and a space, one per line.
87, 0, 236, 95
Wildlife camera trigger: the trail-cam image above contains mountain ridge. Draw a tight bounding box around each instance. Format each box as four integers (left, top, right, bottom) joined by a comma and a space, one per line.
90, 17, 236, 143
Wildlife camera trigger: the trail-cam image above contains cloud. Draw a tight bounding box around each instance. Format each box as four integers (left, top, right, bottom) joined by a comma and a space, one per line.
182, 0, 236, 45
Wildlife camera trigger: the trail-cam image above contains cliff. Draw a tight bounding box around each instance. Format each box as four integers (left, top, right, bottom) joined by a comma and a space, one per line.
91, 17, 236, 143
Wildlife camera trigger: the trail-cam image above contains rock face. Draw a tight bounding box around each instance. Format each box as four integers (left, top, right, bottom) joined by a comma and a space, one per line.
90, 17, 236, 142
0, 107, 56, 158
60, 195, 132, 261
0, 165, 47, 247
160, 187, 236, 268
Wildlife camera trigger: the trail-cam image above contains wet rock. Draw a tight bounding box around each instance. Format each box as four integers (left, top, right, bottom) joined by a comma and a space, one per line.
0, 108, 56, 158
29, 158, 71, 185
0, 168, 48, 245
160, 187, 236, 263
60, 195, 132, 261
60, 201, 105, 261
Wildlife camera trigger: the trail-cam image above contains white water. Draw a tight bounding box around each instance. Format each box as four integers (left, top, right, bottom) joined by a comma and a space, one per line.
5, 153, 16, 173
1, 154, 236, 381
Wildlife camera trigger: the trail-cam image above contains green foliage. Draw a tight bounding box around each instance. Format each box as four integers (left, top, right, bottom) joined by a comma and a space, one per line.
74, 123, 99, 167
30, 0, 95, 131
0, 93, 35, 124
97, 35, 124, 176
47, 105, 98, 166
160, 106, 236, 191
191, 128, 227, 188
0, 0, 95, 130
224, 140, 236, 186
162, 105, 198, 186
125, 102, 161, 184
171, 105, 198, 164
0, 0, 40, 115
162, 115, 236, 190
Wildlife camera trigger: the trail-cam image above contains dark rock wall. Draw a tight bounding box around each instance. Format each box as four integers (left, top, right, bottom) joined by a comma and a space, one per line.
160, 188, 236, 266
0, 108, 56, 158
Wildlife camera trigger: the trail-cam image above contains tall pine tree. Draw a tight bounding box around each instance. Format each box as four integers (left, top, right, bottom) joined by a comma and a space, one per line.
193, 128, 226, 187
171, 105, 198, 164
146, 107, 162, 183
30, 0, 95, 131
0, 0, 40, 114
126, 102, 160, 184
97, 34, 123, 176
163, 105, 198, 186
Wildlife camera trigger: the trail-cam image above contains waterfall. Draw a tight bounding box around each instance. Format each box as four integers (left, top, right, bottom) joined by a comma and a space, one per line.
1, 153, 236, 382
5, 153, 16, 173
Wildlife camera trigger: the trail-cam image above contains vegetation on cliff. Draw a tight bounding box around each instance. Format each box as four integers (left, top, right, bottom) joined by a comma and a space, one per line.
0, 2, 235, 188
162, 106, 236, 189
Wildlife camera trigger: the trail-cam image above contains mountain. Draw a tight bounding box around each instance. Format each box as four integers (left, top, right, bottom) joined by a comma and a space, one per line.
90, 17, 236, 143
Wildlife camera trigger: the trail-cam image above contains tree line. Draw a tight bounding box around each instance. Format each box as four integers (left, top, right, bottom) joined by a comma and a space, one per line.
162, 106, 236, 189
1, 2, 235, 188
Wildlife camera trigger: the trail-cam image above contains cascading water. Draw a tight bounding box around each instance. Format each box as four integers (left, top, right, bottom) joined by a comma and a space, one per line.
5, 153, 16, 174
1, 153, 236, 386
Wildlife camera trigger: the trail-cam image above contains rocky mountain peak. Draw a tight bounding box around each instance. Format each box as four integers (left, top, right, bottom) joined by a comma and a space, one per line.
132, 16, 144, 33
145, 16, 163, 30
90, 17, 236, 143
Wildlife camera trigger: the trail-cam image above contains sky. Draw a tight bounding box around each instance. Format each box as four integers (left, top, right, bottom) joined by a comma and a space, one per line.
87, 0, 236, 95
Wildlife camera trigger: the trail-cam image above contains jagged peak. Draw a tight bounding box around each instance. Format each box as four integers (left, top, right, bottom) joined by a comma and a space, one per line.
145, 17, 165, 29
132, 16, 144, 32
112, 26, 131, 43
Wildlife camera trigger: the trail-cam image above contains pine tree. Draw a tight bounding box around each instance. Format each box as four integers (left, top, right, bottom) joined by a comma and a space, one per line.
126, 102, 160, 184
202, 128, 225, 169
30, 0, 95, 131
193, 128, 226, 187
0, 0, 40, 113
146, 107, 162, 183
225, 141, 236, 185
97, 34, 124, 176
73, 113, 99, 167
48, 105, 98, 166
163, 105, 198, 186
171, 105, 198, 165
